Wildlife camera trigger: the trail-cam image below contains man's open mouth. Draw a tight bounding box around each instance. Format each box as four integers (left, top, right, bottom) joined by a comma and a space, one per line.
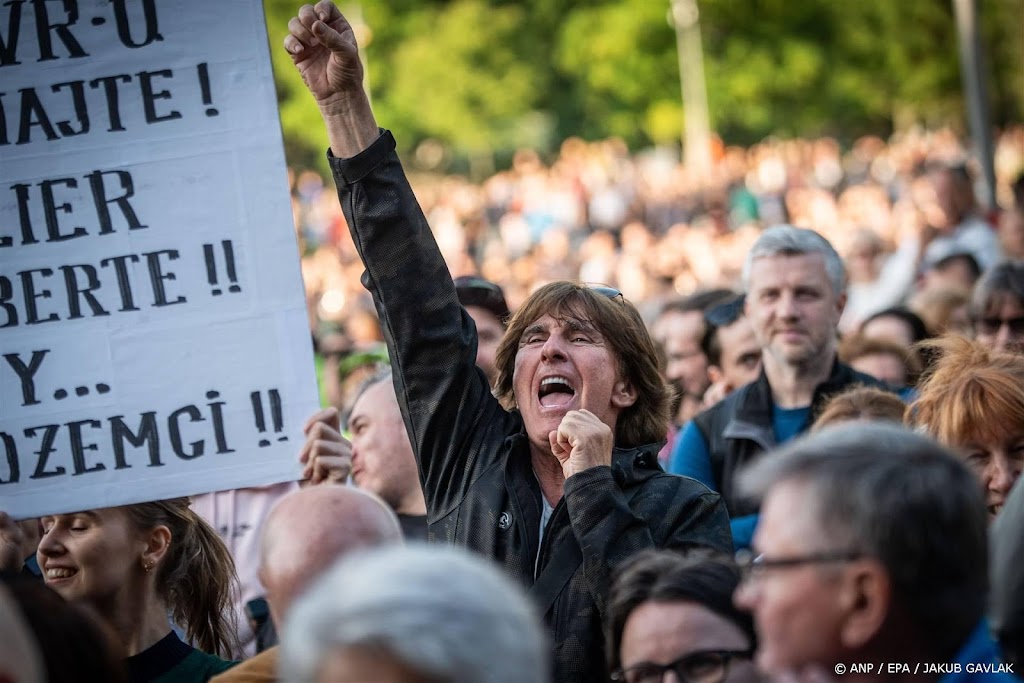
538, 376, 576, 408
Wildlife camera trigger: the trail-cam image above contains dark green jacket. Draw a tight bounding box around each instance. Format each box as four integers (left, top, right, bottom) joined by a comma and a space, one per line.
329, 131, 732, 683
125, 632, 235, 683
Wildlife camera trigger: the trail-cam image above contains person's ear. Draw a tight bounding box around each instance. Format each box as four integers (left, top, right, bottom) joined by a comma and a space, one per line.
707, 365, 724, 385
612, 379, 639, 409
141, 525, 172, 574
838, 559, 890, 650
835, 291, 848, 321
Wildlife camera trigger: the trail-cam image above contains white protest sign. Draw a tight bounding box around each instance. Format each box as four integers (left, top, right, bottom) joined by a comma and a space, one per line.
0, 0, 319, 517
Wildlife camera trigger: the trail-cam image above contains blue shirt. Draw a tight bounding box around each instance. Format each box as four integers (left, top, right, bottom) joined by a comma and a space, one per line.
940, 619, 1020, 683
668, 405, 811, 549
669, 420, 716, 488
772, 405, 811, 443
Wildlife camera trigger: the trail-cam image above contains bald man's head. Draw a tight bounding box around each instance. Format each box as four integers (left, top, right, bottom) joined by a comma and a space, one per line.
258, 485, 403, 628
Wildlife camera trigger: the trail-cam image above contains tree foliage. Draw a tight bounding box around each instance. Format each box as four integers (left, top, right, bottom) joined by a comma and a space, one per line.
263, 0, 1024, 173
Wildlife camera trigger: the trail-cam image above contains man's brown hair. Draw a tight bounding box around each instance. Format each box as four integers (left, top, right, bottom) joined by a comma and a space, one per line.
494, 282, 671, 447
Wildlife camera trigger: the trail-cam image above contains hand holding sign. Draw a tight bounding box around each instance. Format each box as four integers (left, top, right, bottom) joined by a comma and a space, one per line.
1, 1, 320, 518
299, 407, 352, 485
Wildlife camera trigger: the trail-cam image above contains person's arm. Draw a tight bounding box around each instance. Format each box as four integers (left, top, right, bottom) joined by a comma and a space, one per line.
667, 420, 716, 489
0, 512, 28, 573
286, 3, 508, 517
563, 468, 732, 618
284, 2, 378, 157
861, 228, 923, 315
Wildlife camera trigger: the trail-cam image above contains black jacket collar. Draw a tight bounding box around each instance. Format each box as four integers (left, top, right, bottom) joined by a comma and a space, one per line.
733, 357, 876, 424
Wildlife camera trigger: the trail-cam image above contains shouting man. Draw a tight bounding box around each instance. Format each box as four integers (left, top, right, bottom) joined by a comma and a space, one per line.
286, 4, 731, 681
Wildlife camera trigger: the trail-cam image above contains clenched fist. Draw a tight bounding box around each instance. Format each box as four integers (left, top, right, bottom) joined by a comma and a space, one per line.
548, 409, 615, 480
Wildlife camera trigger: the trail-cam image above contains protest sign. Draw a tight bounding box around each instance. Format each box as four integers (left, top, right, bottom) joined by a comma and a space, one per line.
0, 0, 319, 517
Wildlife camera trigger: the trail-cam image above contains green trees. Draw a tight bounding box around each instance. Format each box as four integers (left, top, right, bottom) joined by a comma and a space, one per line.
265, 0, 1024, 173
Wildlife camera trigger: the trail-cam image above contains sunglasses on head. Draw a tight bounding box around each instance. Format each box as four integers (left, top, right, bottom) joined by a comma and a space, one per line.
586, 283, 624, 301
705, 295, 745, 328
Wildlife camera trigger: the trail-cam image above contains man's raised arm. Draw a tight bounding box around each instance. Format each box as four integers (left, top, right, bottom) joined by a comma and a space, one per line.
284, 2, 378, 159
284, 2, 510, 518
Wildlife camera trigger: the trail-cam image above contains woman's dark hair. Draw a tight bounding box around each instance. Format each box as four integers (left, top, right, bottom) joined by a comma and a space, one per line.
4, 575, 128, 683
971, 261, 1024, 318
861, 306, 931, 344
605, 550, 755, 673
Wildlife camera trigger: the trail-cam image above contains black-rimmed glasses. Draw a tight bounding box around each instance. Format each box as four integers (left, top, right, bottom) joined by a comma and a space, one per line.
735, 549, 863, 582
611, 649, 754, 683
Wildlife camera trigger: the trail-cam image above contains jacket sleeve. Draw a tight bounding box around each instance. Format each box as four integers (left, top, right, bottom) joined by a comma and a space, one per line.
562, 466, 733, 618
668, 420, 716, 488
328, 131, 511, 517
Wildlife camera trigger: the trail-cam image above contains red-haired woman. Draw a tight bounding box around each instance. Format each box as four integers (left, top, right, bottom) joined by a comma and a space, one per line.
908, 337, 1024, 520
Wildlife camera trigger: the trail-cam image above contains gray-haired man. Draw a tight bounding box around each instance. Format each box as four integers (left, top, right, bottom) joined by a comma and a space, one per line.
669, 226, 887, 546
734, 423, 1001, 682
282, 544, 550, 683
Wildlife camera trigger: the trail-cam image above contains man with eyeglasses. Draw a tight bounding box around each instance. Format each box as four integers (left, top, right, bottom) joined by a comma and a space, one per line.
734, 423, 1013, 682
970, 261, 1024, 354
285, 5, 732, 682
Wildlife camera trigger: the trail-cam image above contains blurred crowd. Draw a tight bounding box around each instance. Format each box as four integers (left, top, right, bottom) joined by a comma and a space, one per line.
297, 125, 1024, 357
6, 5, 1024, 678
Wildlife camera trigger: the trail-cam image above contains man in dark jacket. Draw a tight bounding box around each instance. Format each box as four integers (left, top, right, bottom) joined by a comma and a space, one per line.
734, 423, 998, 682
285, 4, 732, 682
669, 226, 887, 546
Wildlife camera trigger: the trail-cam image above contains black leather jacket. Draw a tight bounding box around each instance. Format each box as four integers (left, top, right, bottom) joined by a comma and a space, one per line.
329, 131, 732, 683
693, 360, 887, 516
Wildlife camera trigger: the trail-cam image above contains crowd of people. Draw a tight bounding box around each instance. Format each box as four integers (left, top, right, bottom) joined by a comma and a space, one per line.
297, 109, 1024, 355
4, 2, 1024, 682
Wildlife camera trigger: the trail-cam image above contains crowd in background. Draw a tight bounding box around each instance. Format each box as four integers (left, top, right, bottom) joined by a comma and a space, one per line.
5, 3, 1024, 678
297, 125, 1024, 358
6, 117, 1024, 682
